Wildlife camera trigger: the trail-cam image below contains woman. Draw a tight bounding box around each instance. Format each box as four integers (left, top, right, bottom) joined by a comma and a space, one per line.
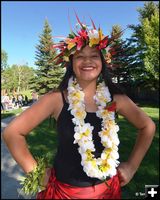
2, 17, 155, 199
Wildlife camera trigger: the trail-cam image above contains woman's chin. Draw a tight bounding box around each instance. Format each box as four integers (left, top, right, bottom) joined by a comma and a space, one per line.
78, 75, 98, 82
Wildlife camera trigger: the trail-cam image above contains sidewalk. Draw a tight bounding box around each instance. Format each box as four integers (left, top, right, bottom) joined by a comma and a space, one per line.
1, 108, 36, 199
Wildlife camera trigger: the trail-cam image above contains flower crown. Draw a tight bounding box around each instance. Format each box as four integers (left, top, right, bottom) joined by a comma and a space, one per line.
52, 14, 123, 67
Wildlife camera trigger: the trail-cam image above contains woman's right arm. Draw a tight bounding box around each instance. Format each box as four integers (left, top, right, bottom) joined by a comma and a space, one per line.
2, 92, 60, 174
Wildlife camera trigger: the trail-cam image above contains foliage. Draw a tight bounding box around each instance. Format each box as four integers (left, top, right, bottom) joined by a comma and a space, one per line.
142, 10, 159, 81
1, 64, 35, 93
1, 49, 8, 71
109, 25, 135, 86
34, 19, 65, 95
128, 1, 159, 90
19, 156, 49, 195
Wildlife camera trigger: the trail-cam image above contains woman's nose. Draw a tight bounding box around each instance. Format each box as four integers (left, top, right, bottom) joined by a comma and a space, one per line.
83, 56, 92, 63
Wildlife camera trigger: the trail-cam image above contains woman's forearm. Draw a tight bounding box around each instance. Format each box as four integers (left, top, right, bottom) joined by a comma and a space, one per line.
127, 122, 155, 172
2, 132, 37, 173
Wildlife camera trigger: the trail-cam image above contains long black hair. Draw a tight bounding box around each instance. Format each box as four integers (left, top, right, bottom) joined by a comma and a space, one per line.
58, 52, 125, 99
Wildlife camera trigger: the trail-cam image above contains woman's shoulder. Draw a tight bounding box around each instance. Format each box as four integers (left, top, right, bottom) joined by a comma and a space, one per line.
33, 90, 62, 112
113, 93, 129, 102
16, 90, 64, 121
113, 94, 132, 112
40, 90, 62, 102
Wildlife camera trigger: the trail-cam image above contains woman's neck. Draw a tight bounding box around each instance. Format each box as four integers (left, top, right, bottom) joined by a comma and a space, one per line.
76, 78, 98, 112
76, 78, 97, 102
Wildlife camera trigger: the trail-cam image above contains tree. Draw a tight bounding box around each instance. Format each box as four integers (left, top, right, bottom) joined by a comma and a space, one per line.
142, 9, 159, 83
129, 1, 159, 90
34, 19, 64, 95
109, 25, 135, 86
1, 64, 35, 93
1, 49, 8, 71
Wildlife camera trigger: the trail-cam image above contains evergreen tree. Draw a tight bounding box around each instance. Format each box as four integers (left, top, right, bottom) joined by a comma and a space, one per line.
129, 2, 159, 90
34, 19, 64, 95
1, 49, 8, 71
109, 25, 134, 86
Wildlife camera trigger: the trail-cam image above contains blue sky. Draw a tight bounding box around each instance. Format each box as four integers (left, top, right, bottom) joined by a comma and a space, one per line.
2, 1, 147, 68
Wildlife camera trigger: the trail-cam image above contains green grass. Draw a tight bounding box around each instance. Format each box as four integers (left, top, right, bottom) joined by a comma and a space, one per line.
118, 106, 159, 199
1, 108, 23, 119
26, 118, 57, 165
26, 105, 159, 199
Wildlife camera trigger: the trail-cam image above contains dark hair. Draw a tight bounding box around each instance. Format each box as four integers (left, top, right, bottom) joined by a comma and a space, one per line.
58, 52, 125, 99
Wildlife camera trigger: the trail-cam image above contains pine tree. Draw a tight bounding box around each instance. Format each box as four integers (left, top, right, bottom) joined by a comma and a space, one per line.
34, 19, 64, 95
128, 2, 159, 90
109, 25, 134, 86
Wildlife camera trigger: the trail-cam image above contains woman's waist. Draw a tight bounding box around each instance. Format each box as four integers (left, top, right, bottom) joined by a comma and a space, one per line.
50, 168, 119, 189
56, 175, 104, 187
54, 165, 105, 187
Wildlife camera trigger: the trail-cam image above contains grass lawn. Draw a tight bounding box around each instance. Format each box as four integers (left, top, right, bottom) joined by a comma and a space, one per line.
1, 108, 23, 119
26, 105, 159, 199
118, 105, 159, 199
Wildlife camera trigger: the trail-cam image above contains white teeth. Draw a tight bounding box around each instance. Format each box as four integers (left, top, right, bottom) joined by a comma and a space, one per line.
81, 67, 94, 70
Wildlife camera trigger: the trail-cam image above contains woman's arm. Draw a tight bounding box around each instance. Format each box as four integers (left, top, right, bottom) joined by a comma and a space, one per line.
2, 92, 61, 174
114, 94, 156, 186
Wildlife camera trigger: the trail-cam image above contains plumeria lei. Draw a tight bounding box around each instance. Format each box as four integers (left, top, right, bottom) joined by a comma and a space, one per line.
67, 77, 120, 180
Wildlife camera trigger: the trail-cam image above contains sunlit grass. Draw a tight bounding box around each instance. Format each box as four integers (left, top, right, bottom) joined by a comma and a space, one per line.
1, 108, 23, 119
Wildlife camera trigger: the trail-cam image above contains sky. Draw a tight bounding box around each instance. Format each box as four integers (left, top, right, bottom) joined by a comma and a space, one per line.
2, 1, 148, 68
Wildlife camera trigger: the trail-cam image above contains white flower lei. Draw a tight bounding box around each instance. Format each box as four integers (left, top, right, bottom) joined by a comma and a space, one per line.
67, 77, 120, 180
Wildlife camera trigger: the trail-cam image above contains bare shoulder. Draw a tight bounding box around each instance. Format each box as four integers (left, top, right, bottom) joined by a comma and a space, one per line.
113, 93, 141, 115
33, 90, 63, 117
113, 94, 132, 112
39, 90, 62, 106
44, 91, 64, 117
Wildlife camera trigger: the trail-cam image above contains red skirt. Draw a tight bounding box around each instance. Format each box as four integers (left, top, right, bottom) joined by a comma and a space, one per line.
37, 168, 121, 199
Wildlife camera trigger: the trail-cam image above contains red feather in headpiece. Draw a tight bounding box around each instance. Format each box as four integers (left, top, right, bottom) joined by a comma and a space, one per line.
74, 10, 83, 28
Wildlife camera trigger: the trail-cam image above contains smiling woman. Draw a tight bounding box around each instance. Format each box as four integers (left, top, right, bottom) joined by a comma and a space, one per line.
2, 14, 155, 199
72, 46, 102, 83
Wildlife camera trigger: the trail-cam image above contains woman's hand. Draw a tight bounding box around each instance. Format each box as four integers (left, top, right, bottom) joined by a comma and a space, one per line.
117, 162, 137, 187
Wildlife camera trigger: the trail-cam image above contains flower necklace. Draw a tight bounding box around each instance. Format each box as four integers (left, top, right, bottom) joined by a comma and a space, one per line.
67, 77, 120, 180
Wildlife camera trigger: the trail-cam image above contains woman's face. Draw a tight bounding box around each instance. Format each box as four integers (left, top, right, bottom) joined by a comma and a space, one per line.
72, 45, 102, 82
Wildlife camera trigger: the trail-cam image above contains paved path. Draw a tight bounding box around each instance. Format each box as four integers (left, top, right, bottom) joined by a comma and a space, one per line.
1, 107, 36, 199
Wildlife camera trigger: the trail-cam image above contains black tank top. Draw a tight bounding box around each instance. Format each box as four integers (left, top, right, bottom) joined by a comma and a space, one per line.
53, 92, 105, 186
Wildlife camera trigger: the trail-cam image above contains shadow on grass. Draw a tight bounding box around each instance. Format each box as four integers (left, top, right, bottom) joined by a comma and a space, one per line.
118, 117, 159, 199
26, 118, 58, 166
134, 100, 159, 108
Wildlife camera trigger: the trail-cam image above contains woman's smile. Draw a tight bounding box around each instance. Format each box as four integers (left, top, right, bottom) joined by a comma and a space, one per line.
80, 65, 96, 71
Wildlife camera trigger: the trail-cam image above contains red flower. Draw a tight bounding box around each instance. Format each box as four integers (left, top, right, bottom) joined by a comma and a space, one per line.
78, 29, 88, 40
72, 36, 84, 50
98, 37, 108, 50
106, 102, 116, 112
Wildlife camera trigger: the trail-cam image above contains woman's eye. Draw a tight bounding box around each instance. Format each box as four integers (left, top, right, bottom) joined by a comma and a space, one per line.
76, 55, 83, 59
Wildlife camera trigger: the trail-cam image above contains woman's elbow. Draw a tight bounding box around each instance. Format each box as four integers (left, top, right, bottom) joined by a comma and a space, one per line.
2, 125, 17, 144
2, 127, 10, 144
147, 119, 156, 137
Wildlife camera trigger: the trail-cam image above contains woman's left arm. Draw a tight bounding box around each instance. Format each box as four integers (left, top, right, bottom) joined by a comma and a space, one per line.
114, 94, 156, 187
